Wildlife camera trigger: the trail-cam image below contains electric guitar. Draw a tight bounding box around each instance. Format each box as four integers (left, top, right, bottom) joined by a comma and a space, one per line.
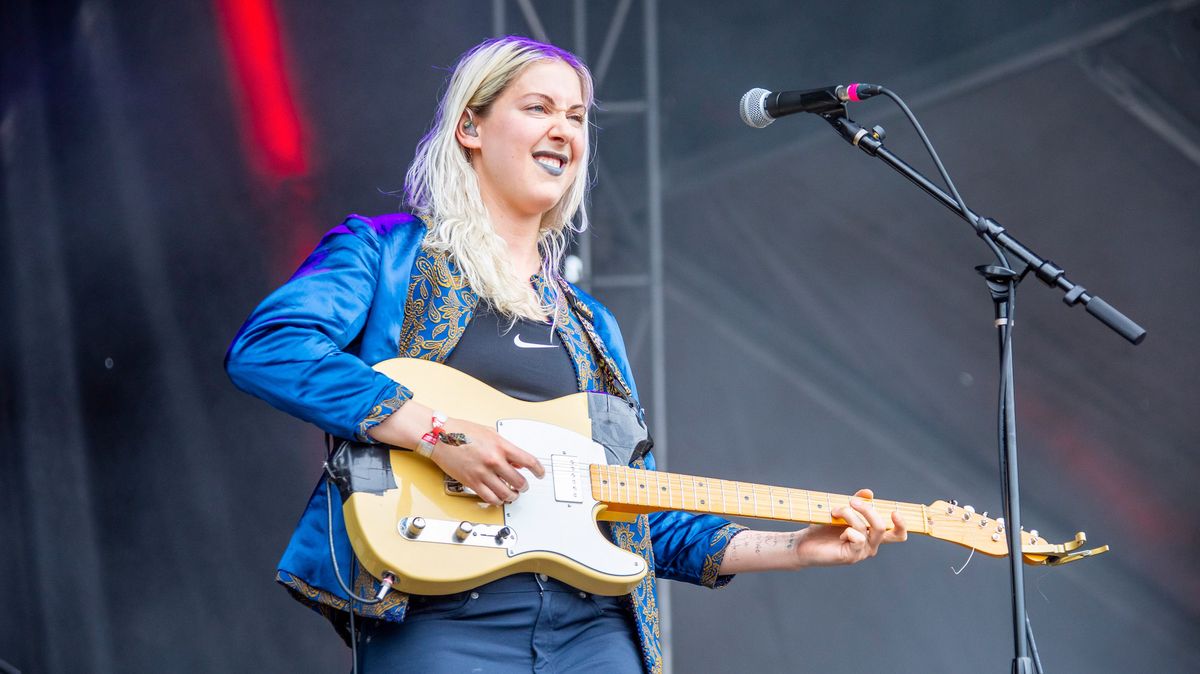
333, 358, 1107, 597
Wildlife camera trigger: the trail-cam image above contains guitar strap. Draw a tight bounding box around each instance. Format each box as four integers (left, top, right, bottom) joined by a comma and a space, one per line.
557, 281, 653, 464
326, 437, 394, 497
586, 391, 652, 466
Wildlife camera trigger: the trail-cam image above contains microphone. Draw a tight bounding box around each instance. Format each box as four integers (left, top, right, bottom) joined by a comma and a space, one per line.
740, 83, 882, 128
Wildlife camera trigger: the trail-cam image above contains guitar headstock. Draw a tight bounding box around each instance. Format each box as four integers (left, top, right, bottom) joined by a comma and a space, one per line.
925, 499, 1009, 557
923, 500, 1109, 565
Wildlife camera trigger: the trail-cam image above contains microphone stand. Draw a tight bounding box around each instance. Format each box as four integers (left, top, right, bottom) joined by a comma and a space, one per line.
817, 109, 1145, 674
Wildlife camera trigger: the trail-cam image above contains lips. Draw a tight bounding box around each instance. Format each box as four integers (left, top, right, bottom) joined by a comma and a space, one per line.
532, 150, 568, 176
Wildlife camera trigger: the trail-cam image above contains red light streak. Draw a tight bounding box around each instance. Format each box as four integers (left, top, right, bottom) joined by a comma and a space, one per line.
215, 0, 308, 178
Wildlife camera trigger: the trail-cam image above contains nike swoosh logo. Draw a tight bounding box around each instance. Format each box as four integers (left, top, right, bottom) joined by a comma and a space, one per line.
513, 334, 557, 349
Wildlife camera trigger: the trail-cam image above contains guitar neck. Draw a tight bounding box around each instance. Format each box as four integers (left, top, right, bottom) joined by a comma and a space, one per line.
590, 464, 931, 535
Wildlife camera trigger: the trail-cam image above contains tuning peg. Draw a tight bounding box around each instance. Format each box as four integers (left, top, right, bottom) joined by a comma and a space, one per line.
1029, 529, 1039, 541
950, 499, 959, 507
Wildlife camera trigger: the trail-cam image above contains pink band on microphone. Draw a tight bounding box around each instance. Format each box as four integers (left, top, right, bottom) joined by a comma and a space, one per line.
847, 83, 861, 102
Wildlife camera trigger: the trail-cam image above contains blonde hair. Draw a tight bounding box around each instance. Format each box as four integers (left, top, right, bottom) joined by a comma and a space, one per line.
404, 36, 594, 321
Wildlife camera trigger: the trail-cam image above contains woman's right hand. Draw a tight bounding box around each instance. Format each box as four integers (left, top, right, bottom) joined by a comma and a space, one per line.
430, 418, 545, 506
367, 400, 545, 507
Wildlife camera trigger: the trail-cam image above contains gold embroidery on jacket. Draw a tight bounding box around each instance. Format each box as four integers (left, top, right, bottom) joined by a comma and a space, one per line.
699, 523, 749, 588
356, 383, 412, 442
397, 249, 478, 361
560, 282, 636, 402
278, 567, 409, 619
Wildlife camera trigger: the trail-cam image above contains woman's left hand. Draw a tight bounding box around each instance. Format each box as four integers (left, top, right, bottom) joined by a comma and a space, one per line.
790, 488, 907, 568
717, 488, 908, 574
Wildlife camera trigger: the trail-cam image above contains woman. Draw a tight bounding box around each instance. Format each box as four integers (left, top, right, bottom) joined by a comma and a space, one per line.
226, 36, 905, 673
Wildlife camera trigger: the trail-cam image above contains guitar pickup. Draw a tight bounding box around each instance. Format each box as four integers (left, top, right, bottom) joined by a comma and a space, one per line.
551, 454, 583, 503
445, 477, 477, 497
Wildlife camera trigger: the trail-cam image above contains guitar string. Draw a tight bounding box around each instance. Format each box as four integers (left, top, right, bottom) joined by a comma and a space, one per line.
419, 451, 1007, 539
426, 450, 986, 522
533, 463, 933, 519
527, 458, 933, 511
422, 458, 1010, 545
439, 457, 965, 528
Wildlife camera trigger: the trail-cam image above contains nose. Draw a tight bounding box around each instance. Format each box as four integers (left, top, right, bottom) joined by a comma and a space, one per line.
547, 113, 575, 145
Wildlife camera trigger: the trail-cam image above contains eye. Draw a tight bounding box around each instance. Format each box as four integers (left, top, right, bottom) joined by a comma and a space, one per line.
569, 113, 585, 124
527, 104, 547, 113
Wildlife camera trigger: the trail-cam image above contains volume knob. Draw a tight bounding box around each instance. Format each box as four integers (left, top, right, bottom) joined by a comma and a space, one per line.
404, 517, 426, 538
454, 521, 475, 541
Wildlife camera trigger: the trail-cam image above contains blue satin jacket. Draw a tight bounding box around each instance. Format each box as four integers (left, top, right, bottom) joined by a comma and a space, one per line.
226, 214, 744, 673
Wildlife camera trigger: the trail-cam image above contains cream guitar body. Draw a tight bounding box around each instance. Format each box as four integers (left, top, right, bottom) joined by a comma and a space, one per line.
332, 358, 1108, 598
336, 358, 648, 596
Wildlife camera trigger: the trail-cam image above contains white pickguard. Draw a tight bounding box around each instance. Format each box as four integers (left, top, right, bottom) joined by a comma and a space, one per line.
497, 419, 646, 580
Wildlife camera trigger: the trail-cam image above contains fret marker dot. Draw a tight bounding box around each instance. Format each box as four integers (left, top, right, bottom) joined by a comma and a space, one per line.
700, 500, 705, 504
778, 500, 784, 504
817, 504, 823, 509
744, 496, 749, 500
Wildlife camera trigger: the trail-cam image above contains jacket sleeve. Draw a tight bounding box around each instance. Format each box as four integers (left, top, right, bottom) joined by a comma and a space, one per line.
643, 450, 748, 588
224, 216, 411, 442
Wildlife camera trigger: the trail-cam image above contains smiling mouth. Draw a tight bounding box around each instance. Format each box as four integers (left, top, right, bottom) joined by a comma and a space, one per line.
532, 151, 568, 176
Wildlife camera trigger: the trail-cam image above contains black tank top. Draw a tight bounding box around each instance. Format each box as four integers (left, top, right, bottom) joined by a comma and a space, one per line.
442, 302, 579, 401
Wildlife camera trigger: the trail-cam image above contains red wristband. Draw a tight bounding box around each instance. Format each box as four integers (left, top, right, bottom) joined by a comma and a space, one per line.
417, 411, 448, 458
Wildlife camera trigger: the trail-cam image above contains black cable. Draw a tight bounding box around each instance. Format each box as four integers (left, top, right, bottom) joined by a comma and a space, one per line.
875, 87, 1040, 670
350, 600, 359, 674
995, 273, 1017, 503
323, 476, 384, 605
325, 471, 377, 674
1027, 613, 1045, 674
321, 429, 386, 671
322, 434, 384, 605
879, 90, 976, 228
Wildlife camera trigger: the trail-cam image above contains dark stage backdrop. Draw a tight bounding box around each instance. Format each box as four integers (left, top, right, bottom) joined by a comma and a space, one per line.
3, 1, 1198, 672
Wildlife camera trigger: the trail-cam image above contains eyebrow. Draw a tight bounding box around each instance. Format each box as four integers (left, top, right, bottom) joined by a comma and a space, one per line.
521, 92, 586, 112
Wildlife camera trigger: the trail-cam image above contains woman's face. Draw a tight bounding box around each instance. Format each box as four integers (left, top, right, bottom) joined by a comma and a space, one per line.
464, 60, 587, 223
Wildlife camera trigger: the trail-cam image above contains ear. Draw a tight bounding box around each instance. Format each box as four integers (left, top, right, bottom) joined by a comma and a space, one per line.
455, 111, 482, 151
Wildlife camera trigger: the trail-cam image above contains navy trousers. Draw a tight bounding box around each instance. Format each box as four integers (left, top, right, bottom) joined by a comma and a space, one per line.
356, 573, 643, 673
